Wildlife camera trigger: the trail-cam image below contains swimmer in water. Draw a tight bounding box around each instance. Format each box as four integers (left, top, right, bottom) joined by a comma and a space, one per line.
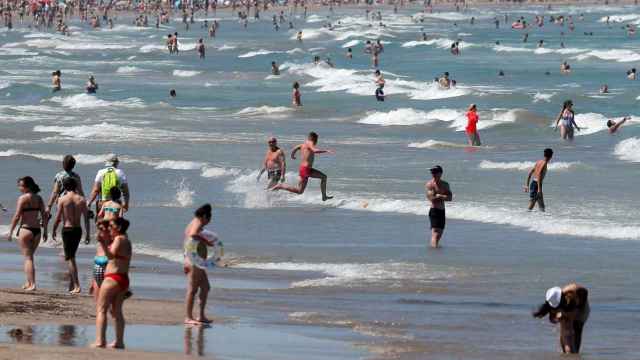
197, 38, 205, 59
554, 100, 580, 140
271, 132, 334, 202
296, 31, 303, 42
374, 70, 385, 102
86, 75, 98, 94
346, 47, 352, 59
52, 70, 61, 92
438, 72, 451, 89
271, 61, 280, 75
292, 82, 302, 107
257, 137, 286, 189
170, 89, 177, 98
600, 84, 609, 93
560, 61, 571, 74
524, 148, 553, 211
627, 68, 637, 80
607, 116, 629, 134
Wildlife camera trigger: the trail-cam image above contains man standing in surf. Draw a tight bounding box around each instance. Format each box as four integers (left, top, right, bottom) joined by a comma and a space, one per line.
426, 165, 452, 248
271, 132, 334, 201
524, 148, 553, 212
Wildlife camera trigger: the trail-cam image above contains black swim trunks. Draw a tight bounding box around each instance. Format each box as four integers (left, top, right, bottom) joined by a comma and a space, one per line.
62, 227, 82, 260
429, 208, 446, 230
267, 169, 282, 182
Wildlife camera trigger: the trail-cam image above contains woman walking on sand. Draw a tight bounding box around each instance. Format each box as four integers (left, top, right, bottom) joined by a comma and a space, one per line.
93, 217, 132, 349
183, 204, 216, 325
7, 176, 47, 291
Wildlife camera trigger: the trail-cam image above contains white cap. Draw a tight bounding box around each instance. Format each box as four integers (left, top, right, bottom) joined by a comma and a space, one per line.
545, 287, 562, 308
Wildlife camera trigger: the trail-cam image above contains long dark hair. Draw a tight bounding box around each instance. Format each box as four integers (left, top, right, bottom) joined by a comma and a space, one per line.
111, 217, 130, 234
18, 176, 41, 194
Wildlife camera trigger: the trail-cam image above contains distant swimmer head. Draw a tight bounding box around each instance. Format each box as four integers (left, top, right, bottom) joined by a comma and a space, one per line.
62, 154, 76, 172
563, 99, 573, 109
444, 72, 449, 77
468, 104, 477, 111
105, 154, 119, 167
308, 131, 319, 144
170, 89, 177, 97
195, 203, 212, 223
606, 120, 615, 128
268, 137, 278, 147
293, 81, 300, 89
499, 70, 505, 76
543, 148, 553, 160
374, 70, 381, 75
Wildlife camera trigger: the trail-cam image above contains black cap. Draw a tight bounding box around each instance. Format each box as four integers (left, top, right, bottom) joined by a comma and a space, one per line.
430, 165, 443, 174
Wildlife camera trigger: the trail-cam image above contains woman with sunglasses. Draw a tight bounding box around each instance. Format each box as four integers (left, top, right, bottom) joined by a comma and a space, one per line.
7, 177, 47, 291
93, 217, 131, 349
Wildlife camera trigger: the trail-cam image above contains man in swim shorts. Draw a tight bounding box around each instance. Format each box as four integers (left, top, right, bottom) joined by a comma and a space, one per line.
271, 132, 334, 201
524, 148, 553, 212
257, 137, 286, 189
425, 165, 452, 248
52, 177, 90, 294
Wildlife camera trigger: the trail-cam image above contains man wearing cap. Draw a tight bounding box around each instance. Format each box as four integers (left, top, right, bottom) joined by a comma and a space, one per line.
533, 283, 590, 354
257, 137, 286, 189
88, 155, 130, 215
425, 165, 452, 248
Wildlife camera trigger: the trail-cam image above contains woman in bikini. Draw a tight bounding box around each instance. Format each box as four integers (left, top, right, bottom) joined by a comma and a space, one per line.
97, 187, 123, 221
7, 176, 47, 291
90, 219, 111, 301
93, 217, 131, 349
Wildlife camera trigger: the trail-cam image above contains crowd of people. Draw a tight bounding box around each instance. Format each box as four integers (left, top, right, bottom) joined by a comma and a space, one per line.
5, 0, 638, 355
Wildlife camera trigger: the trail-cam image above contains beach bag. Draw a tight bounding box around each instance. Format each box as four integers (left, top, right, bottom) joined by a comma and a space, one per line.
101, 167, 119, 200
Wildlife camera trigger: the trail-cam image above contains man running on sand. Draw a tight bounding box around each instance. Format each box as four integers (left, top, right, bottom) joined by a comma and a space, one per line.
257, 137, 286, 189
524, 148, 553, 212
52, 177, 90, 294
271, 132, 334, 201
425, 165, 452, 248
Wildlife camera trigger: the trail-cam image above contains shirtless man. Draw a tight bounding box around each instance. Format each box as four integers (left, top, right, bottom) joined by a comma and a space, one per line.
196, 38, 205, 59
607, 116, 629, 134
524, 148, 553, 212
257, 137, 286, 189
425, 165, 452, 248
52, 177, 90, 294
271, 132, 334, 201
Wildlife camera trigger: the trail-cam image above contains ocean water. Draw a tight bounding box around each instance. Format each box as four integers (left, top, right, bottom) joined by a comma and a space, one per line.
1, 4, 640, 358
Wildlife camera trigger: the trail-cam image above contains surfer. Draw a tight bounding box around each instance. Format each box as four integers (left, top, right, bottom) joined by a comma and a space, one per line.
257, 137, 286, 189
524, 148, 553, 212
271, 132, 334, 202
426, 165, 452, 248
